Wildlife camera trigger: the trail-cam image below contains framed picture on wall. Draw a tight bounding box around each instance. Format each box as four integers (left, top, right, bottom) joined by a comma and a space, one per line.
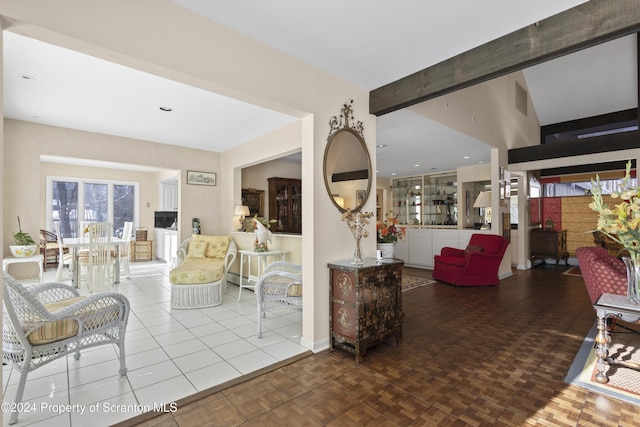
356, 190, 365, 206
187, 170, 216, 186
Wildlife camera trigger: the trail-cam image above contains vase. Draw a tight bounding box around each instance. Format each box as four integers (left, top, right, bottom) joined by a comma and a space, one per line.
377, 242, 396, 259
9, 245, 39, 258
352, 234, 364, 264
622, 257, 640, 304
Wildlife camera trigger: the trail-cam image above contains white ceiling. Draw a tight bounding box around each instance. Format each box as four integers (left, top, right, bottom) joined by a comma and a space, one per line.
3, 0, 637, 177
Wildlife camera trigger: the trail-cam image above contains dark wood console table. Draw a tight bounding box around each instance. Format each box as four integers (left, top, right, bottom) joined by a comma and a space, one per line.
530, 229, 569, 266
328, 258, 403, 362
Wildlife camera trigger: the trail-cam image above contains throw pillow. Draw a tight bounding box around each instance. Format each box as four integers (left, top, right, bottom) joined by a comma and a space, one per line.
466, 245, 483, 254
187, 240, 207, 258
204, 236, 231, 259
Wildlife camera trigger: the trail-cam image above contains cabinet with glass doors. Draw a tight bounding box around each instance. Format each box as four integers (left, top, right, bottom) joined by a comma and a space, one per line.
422, 174, 457, 226
391, 173, 457, 227
390, 177, 423, 225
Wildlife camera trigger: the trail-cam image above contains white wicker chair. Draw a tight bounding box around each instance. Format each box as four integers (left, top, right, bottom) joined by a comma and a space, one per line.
256, 262, 302, 338
2, 272, 130, 425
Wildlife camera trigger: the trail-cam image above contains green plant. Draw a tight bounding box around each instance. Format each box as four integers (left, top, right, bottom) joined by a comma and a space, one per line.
244, 214, 277, 232
589, 160, 640, 260
13, 216, 36, 246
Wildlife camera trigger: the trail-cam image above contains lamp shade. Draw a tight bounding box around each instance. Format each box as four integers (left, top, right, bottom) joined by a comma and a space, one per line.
234, 205, 250, 216
473, 191, 492, 208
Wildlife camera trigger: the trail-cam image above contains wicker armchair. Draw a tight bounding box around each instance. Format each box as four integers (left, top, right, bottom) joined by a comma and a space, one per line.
2, 272, 130, 425
256, 262, 302, 338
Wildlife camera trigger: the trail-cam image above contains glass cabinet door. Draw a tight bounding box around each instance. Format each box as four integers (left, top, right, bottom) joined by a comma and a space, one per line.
391, 177, 422, 225
423, 174, 457, 225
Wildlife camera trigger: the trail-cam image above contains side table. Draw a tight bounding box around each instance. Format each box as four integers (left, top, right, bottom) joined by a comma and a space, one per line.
237, 249, 287, 301
131, 240, 153, 262
3, 255, 44, 284
593, 293, 640, 383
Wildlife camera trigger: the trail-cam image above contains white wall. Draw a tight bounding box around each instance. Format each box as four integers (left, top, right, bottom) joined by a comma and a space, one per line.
4, 119, 220, 250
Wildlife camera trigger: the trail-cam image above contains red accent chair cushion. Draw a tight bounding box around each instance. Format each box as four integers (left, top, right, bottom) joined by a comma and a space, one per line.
575, 246, 627, 304
433, 234, 508, 286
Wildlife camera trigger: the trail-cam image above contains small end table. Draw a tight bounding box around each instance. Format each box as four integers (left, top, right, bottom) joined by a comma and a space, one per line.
238, 249, 287, 301
593, 293, 640, 383
3, 255, 44, 284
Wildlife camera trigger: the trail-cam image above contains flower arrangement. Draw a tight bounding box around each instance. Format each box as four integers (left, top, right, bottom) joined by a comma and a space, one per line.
342, 209, 374, 264
377, 212, 406, 243
588, 161, 640, 260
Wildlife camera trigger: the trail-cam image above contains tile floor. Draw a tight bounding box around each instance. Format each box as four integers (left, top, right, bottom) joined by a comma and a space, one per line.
2, 261, 305, 426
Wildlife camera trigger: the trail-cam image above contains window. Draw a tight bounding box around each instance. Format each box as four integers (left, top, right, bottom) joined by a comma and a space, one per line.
543, 177, 637, 197
46, 176, 139, 238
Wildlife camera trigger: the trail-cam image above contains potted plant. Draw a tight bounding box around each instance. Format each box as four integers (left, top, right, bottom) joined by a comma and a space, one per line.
10, 216, 39, 258
376, 212, 406, 259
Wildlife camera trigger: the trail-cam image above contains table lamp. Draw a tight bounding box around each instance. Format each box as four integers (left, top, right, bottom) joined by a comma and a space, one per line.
473, 191, 492, 230
234, 205, 250, 230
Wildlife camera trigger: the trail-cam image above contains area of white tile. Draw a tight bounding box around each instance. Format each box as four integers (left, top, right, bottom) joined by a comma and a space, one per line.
3, 260, 305, 426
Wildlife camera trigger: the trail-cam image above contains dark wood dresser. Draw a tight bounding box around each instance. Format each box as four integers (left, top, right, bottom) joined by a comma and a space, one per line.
530, 229, 569, 266
328, 258, 403, 362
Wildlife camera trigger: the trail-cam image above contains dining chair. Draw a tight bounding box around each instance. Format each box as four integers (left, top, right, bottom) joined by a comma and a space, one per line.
38, 229, 59, 272
118, 222, 134, 279
54, 222, 73, 282
78, 222, 115, 292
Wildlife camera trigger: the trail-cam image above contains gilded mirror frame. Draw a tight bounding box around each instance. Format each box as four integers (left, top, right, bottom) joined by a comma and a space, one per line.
323, 100, 372, 213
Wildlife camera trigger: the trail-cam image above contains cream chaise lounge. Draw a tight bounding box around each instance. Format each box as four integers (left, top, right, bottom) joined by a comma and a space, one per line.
169, 235, 237, 309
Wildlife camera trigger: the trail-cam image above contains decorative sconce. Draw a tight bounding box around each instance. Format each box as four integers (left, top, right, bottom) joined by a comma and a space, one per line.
234, 205, 250, 230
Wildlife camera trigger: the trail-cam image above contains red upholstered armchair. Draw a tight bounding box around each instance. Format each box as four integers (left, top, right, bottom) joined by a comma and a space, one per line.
575, 246, 627, 304
433, 233, 508, 286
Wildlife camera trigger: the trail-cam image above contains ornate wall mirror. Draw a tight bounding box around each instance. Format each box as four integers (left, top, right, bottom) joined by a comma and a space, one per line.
323, 100, 372, 213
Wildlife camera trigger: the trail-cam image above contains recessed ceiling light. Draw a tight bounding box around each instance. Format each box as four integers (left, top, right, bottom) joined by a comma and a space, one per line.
478, 161, 484, 164
463, 156, 470, 159
21, 75, 36, 80
377, 144, 387, 148
159, 106, 173, 112
391, 173, 397, 176
414, 164, 420, 167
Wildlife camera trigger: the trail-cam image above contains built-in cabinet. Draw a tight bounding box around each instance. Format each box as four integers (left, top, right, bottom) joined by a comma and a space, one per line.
391, 173, 457, 226
161, 183, 178, 211
154, 229, 178, 266
268, 177, 302, 234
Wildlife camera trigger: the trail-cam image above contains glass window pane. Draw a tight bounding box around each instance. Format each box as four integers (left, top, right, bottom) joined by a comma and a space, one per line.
114, 184, 135, 237
52, 181, 78, 238
85, 183, 108, 222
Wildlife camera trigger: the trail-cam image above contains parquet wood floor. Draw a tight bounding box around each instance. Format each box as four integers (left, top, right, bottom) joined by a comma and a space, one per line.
118, 266, 640, 426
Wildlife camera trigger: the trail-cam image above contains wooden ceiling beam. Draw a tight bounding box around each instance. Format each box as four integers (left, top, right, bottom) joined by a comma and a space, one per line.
369, 0, 640, 116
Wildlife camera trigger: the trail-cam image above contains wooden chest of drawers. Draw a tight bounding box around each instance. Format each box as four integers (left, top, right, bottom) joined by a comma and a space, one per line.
328, 258, 403, 362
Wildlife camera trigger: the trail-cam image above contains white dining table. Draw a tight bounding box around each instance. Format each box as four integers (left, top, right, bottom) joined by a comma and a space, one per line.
63, 237, 127, 287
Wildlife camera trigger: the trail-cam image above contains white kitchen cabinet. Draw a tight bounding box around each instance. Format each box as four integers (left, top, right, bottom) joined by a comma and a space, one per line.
161, 183, 178, 211
154, 229, 178, 266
